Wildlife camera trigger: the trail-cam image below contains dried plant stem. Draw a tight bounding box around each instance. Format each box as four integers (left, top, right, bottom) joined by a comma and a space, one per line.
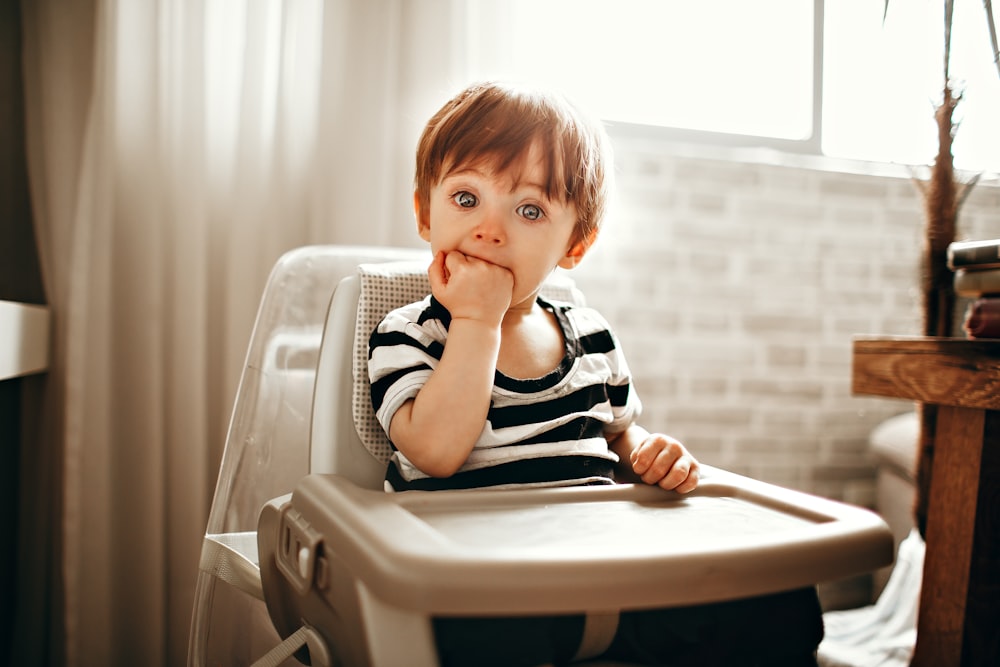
945, 0, 955, 79
986, 0, 1000, 79
914, 81, 961, 540
921, 85, 959, 340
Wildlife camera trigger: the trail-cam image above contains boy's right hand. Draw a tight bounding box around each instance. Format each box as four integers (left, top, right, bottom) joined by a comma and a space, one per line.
428, 251, 513, 326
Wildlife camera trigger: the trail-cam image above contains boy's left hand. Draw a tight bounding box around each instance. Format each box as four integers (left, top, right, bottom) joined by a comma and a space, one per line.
628, 431, 700, 493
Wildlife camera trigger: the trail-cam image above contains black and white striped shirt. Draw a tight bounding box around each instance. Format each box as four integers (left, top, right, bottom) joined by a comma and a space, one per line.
368, 295, 641, 491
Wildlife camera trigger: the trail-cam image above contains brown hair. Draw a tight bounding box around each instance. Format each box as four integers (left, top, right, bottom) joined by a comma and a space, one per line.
414, 82, 612, 248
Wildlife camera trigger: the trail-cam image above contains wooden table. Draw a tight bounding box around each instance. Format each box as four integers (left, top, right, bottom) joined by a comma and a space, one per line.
852, 336, 1000, 667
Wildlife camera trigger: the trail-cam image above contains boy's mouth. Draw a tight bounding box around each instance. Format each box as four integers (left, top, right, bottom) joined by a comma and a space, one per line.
456, 249, 505, 270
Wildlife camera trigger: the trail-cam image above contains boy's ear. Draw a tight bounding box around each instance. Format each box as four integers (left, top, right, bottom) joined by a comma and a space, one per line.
414, 191, 431, 242
558, 230, 597, 269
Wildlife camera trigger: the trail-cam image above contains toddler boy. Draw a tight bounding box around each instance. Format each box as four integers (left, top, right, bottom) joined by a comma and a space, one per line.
369, 81, 699, 495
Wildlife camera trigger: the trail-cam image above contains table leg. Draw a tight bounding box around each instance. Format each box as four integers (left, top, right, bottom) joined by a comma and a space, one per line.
912, 407, 1000, 666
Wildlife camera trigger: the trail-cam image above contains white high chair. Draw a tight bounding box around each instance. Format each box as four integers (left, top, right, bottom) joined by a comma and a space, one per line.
188, 245, 894, 667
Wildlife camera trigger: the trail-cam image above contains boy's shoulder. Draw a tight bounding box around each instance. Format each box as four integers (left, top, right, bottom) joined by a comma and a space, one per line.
543, 297, 615, 334
376, 295, 446, 333
382, 295, 432, 319
541, 296, 581, 322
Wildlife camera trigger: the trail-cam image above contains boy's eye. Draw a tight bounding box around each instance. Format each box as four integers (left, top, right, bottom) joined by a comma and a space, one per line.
453, 191, 477, 208
517, 204, 543, 221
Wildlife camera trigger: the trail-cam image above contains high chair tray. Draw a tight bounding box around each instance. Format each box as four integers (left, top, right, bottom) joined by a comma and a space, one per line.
267, 465, 892, 615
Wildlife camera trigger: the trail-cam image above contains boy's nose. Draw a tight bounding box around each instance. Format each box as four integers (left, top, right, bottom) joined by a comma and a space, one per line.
472, 213, 504, 245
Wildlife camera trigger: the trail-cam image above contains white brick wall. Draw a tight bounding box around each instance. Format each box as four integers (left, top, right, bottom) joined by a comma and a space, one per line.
572, 141, 1000, 508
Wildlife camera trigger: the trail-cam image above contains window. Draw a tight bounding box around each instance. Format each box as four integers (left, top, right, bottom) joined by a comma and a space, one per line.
824, 0, 1000, 172
462, 0, 1000, 172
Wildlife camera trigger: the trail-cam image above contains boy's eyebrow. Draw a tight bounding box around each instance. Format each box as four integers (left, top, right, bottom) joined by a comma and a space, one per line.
509, 180, 547, 196
441, 168, 550, 198
442, 166, 485, 178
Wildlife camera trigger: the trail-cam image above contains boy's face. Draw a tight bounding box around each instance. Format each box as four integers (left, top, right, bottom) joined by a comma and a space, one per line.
416, 142, 587, 311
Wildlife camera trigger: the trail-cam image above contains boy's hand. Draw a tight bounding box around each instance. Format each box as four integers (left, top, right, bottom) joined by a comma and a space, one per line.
629, 431, 700, 493
428, 251, 513, 326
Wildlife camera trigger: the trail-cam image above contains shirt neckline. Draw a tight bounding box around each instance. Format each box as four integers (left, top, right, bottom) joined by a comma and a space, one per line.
427, 295, 580, 392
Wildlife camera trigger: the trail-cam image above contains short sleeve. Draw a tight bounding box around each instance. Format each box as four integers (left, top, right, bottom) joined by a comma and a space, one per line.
368, 299, 445, 438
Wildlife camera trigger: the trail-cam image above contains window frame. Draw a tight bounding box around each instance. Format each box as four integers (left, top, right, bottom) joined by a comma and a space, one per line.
611, 0, 825, 156
461, 0, 1000, 172
461, 0, 826, 155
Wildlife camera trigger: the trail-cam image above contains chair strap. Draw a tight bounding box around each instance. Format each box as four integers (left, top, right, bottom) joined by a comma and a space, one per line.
199, 533, 264, 601
573, 610, 621, 662
252, 625, 331, 667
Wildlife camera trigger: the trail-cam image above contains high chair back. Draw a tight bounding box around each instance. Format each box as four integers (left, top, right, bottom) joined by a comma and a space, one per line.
188, 245, 428, 666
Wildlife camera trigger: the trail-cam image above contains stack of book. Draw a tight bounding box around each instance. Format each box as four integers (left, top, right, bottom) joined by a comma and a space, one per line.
948, 238, 1000, 339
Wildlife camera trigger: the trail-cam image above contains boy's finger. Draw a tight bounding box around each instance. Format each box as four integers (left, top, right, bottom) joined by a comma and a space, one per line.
631, 436, 663, 472
663, 460, 699, 494
629, 444, 650, 474
673, 464, 700, 494
427, 252, 447, 288
633, 435, 677, 470
655, 457, 691, 491
639, 445, 679, 485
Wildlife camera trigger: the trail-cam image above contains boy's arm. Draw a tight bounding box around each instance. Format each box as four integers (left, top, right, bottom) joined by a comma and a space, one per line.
387, 251, 512, 477
608, 424, 700, 493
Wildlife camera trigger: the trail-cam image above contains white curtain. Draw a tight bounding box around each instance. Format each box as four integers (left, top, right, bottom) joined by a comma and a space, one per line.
21, 1, 467, 664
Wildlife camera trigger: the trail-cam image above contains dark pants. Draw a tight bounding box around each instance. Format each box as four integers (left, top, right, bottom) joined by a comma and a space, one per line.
433, 587, 824, 667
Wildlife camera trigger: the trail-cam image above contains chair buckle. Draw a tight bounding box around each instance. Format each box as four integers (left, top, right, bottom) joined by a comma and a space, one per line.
276, 505, 323, 596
